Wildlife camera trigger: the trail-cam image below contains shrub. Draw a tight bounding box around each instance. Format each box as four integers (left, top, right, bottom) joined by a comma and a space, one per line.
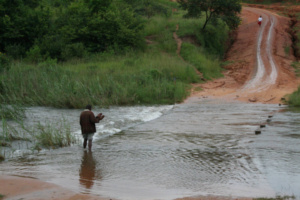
288, 86, 300, 107
61, 43, 87, 60
25, 45, 43, 63
4, 44, 26, 59
180, 42, 223, 80
0, 52, 10, 73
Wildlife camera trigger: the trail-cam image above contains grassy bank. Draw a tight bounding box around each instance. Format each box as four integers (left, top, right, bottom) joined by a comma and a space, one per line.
287, 6, 300, 106
254, 195, 295, 200
1, 51, 197, 108
0, 1, 230, 109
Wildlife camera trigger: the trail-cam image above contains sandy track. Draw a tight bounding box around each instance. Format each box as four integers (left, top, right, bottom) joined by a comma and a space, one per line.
242, 8, 277, 91
187, 6, 300, 104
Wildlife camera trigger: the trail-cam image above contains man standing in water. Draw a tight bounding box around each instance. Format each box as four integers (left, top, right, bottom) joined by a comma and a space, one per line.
80, 105, 105, 151
258, 15, 262, 26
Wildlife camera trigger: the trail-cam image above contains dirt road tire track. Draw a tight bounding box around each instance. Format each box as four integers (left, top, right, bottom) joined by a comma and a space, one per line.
242, 7, 278, 92
187, 6, 300, 104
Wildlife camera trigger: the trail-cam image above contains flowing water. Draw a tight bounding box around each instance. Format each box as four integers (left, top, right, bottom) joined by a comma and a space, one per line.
1, 98, 300, 200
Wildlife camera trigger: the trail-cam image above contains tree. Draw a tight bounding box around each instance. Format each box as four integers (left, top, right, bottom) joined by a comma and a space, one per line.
0, 0, 50, 56
178, 0, 242, 30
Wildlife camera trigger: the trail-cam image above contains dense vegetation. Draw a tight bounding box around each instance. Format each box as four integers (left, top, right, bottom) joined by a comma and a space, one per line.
289, 9, 300, 106
0, 0, 237, 111
179, 0, 242, 30
0, 0, 145, 61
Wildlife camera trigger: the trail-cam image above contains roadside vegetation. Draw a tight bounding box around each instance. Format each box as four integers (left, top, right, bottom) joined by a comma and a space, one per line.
254, 195, 295, 200
286, 4, 300, 106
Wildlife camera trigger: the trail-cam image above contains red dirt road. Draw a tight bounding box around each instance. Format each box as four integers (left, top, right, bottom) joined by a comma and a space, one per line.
188, 6, 300, 104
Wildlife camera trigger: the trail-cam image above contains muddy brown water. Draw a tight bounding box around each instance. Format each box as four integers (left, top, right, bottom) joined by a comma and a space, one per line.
1, 98, 300, 200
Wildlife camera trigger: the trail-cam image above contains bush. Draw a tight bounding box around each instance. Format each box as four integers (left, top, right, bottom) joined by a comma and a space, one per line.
181, 42, 223, 80
198, 22, 229, 57
26, 45, 43, 63
61, 43, 87, 60
4, 44, 27, 59
0, 52, 10, 73
288, 86, 300, 107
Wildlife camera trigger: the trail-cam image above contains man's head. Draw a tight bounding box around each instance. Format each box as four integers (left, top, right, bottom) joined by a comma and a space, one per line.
85, 105, 92, 110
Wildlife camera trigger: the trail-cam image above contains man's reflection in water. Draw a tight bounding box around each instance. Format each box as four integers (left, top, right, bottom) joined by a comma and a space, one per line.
79, 151, 96, 190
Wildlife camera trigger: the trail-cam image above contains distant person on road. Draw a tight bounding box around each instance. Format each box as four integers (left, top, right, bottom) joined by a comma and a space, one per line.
80, 105, 105, 151
258, 16, 262, 26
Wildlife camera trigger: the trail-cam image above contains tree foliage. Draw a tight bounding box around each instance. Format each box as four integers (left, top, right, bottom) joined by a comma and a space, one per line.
178, 0, 242, 30
0, 0, 50, 57
123, 0, 172, 18
0, 0, 145, 61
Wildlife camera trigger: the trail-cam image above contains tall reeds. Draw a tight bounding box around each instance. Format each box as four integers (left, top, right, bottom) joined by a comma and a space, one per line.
1, 113, 77, 160
0, 51, 198, 108
33, 120, 76, 149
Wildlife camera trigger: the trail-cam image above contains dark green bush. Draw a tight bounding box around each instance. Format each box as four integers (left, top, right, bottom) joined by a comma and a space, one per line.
0, 53, 10, 73
288, 86, 300, 107
25, 45, 43, 63
4, 44, 26, 59
61, 43, 87, 60
0, 0, 145, 61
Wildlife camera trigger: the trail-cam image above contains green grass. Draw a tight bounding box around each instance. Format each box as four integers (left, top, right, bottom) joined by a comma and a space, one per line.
0, 50, 198, 108
0, 103, 25, 120
181, 42, 224, 80
0, 194, 5, 199
289, 61, 300, 107
292, 61, 300, 77
284, 45, 290, 56
287, 86, 300, 106
33, 120, 77, 150
0, 115, 77, 160
287, 7, 300, 107
254, 195, 295, 200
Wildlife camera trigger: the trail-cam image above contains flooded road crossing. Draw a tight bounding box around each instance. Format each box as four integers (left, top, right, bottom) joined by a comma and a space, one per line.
1, 98, 300, 200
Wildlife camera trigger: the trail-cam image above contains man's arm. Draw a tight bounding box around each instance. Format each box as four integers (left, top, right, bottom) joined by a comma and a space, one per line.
96, 113, 105, 121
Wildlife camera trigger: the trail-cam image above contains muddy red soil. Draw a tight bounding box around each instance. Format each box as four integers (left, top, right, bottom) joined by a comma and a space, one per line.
1, 5, 300, 200
187, 6, 300, 104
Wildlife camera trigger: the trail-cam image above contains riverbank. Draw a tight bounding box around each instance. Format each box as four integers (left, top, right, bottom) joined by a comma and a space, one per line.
0, 175, 252, 200
0, 175, 115, 200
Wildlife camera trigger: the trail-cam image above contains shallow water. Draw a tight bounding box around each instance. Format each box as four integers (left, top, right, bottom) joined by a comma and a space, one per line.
1, 98, 300, 200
